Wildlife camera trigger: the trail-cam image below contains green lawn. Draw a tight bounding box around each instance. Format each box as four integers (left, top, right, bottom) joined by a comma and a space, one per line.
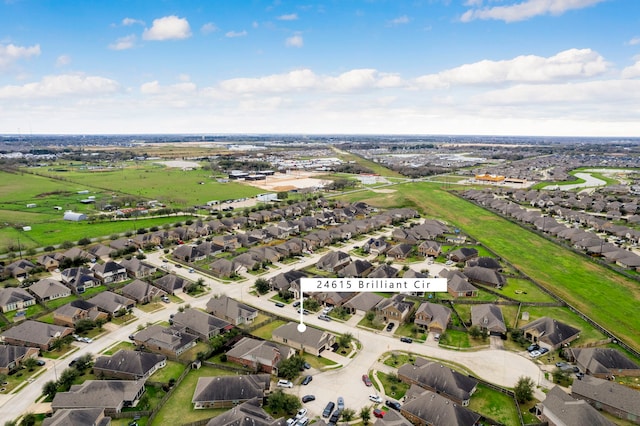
343, 183, 640, 352
375, 371, 409, 400
501, 278, 558, 303
148, 361, 187, 383
468, 384, 520, 426
437, 330, 471, 349
101, 341, 136, 355
44, 294, 80, 310
250, 320, 287, 340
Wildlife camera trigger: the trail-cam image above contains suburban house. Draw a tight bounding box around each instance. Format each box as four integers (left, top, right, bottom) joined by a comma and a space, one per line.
192, 374, 271, 409
120, 279, 167, 304
272, 322, 335, 356
338, 259, 375, 278
36, 253, 62, 272
60, 267, 99, 294
51, 380, 146, 415
466, 257, 502, 270
417, 240, 442, 258
87, 291, 135, 316
209, 258, 239, 279
536, 386, 615, 426
153, 274, 187, 294
448, 247, 478, 263
171, 308, 232, 341
343, 292, 384, 315
87, 243, 115, 260
28, 278, 71, 302
568, 348, 640, 378
91, 261, 127, 284
363, 237, 389, 255
0, 320, 73, 350
471, 304, 507, 336
0, 287, 36, 312
520, 317, 581, 350
269, 270, 307, 293
132, 324, 198, 358
53, 300, 108, 327
42, 408, 111, 426
225, 336, 294, 375
401, 385, 481, 426
374, 410, 413, 426
61, 247, 93, 262
315, 251, 351, 273
414, 302, 452, 334
386, 243, 414, 260
173, 244, 207, 263
0, 345, 39, 374
571, 375, 640, 424
368, 263, 399, 278
463, 266, 506, 288
443, 270, 479, 298
119, 257, 157, 278
206, 296, 257, 326
203, 397, 286, 426
398, 358, 478, 406
5, 259, 35, 279
375, 294, 414, 324
93, 349, 167, 380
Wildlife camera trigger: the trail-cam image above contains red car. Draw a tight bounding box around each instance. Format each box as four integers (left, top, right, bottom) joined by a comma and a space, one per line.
362, 374, 372, 387
373, 409, 385, 418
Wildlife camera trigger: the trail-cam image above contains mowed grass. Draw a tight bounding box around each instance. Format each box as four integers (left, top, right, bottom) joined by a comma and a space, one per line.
469, 384, 520, 426
341, 182, 640, 352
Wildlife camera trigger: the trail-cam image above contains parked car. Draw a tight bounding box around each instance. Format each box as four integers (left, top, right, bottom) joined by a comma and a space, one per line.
277, 379, 293, 388
161, 295, 170, 303
36, 359, 46, 366
527, 343, 540, 352
303, 362, 311, 369
386, 322, 395, 332
369, 395, 383, 403
539, 347, 549, 356
292, 301, 301, 308
373, 409, 386, 418
386, 400, 402, 411
529, 350, 541, 358
275, 302, 285, 308
296, 408, 308, 419
322, 402, 335, 418
337, 397, 344, 410
301, 395, 315, 403
362, 374, 372, 387
301, 375, 312, 385
400, 337, 413, 343
555, 362, 568, 368
329, 410, 342, 426
318, 314, 331, 321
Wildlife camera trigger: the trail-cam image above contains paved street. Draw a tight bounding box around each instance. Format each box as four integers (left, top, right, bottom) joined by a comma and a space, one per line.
0, 239, 551, 423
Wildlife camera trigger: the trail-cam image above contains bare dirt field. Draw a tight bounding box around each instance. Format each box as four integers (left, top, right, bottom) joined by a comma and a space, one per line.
154, 160, 201, 169
245, 171, 331, 192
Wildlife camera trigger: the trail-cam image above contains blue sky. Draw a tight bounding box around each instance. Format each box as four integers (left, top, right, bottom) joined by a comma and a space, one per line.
1, 0, 639, 136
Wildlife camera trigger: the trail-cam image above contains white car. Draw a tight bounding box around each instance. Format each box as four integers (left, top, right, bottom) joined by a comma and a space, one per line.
277, 379, 293, 388
529, 350, 542, 358
295, 408, 308, 419
369, 395, 383, 403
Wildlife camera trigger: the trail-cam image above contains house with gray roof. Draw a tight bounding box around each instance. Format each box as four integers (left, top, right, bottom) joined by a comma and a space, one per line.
91, 261, 127, 284
448, 247, 478, 263
338, 259, 374, 278
417, 240, 441, 257
206, 296, 257, 325
398, 358, 478, 406
153, 273, 186, 294
387, 243, 414, 260
0, 344, 39, 374
60, 266, 99, 294
5, 259, 35, 279
205, 397, 286, 426
87, 243, 115, 260
272, 322, 335, 356
520, 317, 581, 350
401, 385, 481, 426
28, 278, 71, 302
120, 279, 167, 304
119, 257, 156, 278
343, 292, 384, 314
269, 270, 307, 292
463, 266, 506, 288
375, 294, 414, 324
226, 336, 294, 375
87, 291, 135, 316
209, 258, 239, 279
466, 257, 502, 270
53, 299, 108, 328
51, 380, 146, 415
471, 304, 507, 336
0, 287, 36, 312
414, 302, 452, 334
1, 320, 73, 350
94, 349, 166, 380
192, 374, 271, 409
568, 347, 640, 379
571, 375, 640, 424
316, 250, 351, 273
536, 386, 615, 426
368, 263, 399, 279
373, 409, 413, 426
172, 308, 231, 341
43, 408, 111, 426
132, 324, 198, 358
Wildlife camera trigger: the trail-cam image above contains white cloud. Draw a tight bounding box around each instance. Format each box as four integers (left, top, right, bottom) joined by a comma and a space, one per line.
627, 37, 640, 46
122, 17, 144, 26
461, 0, 606, 23
140, 80, 196, 95
277, 13, 298, 21
108, 34, 137, 50
55, 55, 71, 67
225, 30, 247, 38
0, 74, 120, 98
388, 15, 410, 26
621, 59, 640, 79
415, 48, 609, 88
285, 34, 303, 48
201, 22, 219, 34
0, 43, 40, 68
143, 15, 192, 41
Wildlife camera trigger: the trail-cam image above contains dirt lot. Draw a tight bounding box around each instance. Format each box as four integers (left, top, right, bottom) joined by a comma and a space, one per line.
246, 171, 331, 192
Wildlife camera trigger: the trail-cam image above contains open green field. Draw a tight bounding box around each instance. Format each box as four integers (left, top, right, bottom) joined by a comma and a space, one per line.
469, 384, 520, 426
342, 182, 640, 352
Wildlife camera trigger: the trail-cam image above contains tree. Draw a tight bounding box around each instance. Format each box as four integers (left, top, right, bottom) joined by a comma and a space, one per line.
42, 380, 58, 399
74, 319, 95, 333
303, 298, 320, 312
58, 368, 79, 391
19, 413, 35, 426
469, 325, 482, 339
514, 376, 535, 403
338, 332, 353, 349
255, 278, 270, 294
341, 408, 356, 422
73, 353, 94, 372
267, 389, 301, 414
78, 237, 91, 246
278, 356, 305, 380
22, 357, 37, 372
60, 241, 74, 249
360, 406, 371, 425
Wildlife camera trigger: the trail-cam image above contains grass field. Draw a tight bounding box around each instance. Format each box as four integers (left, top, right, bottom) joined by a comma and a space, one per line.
468, 385, 520, 426
342, 182, 640, 352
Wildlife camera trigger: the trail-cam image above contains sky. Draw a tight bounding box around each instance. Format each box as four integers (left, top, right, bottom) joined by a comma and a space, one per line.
1, 0, 640, 137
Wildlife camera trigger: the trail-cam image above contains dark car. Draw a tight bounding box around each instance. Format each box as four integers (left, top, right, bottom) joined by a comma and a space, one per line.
275, 302, 285, 308
36, 360, 46, 366
527, 343, 540, 352
329, 409, 342, 425
68, 357, 79, 367
322, 402, 335, 418
386, 400, 402, 411
292, 300, 301, 308
386, 322, 395, 332
362, 374, 372, 387
400, 337, 413, 343
302, 395, 315, 403
539, 347, 549, 355
303, 362, 311, 369
301, 375, 313, 385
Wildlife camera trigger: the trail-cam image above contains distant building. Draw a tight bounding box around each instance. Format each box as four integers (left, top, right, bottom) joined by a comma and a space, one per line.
63, 211, 87, 221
